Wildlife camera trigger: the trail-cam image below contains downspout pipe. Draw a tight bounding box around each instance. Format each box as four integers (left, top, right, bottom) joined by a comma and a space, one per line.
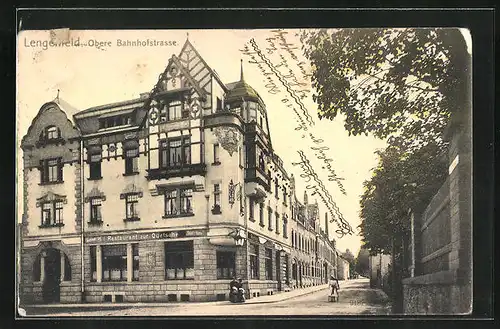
80, 138, 85, 302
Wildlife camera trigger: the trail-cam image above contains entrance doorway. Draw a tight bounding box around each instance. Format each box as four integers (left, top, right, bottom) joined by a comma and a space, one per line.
42, 248, 61, 303
275, 251, 282, 292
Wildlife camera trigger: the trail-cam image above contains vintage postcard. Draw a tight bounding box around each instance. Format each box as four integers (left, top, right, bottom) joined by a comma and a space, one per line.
16, 27, 472, 317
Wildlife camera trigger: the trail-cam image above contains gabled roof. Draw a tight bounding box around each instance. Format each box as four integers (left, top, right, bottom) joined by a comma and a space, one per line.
21, 99, 81, 149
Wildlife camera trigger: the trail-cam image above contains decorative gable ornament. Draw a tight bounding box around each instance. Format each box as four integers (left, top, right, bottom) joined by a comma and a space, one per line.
214, 126, 239, 157
120, 183, 144, 199
149, 99, 160, 125
36, 192, 67, 207
84, 187, 106, 203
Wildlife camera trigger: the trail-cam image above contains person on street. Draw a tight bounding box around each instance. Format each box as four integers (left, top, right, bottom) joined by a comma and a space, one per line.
329, 275, 340, 296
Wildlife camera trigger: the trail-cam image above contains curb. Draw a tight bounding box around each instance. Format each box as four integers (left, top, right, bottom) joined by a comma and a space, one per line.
22, 285, 329, 309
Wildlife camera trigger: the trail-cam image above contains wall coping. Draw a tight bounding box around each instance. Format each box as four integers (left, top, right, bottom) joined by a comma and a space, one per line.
402, 269, 457, 286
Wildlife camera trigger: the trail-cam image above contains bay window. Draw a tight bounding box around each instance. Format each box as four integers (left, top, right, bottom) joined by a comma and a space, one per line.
159, 137, 191, 168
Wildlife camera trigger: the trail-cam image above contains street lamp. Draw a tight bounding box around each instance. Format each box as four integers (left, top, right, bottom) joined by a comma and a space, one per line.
228, 228, 246, 246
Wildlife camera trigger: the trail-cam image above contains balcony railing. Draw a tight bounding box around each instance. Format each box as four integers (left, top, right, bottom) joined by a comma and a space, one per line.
146, 163, 207, 180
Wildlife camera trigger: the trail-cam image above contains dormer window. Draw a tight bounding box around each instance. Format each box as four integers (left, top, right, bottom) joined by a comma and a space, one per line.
37, 126, 64, 147
99, 114, 133, 130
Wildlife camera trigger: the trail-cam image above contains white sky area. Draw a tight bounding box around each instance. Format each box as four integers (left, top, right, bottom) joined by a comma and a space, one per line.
16, 28, 470, 255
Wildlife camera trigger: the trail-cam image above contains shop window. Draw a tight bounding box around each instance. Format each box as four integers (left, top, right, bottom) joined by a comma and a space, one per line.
213, 144, 220, 164
216, 251, 236, 279
125, 194, 140, 221
90, 246, 97, 282
133, 244, 139, 281
163, 187, 194, 218
40, 158, 63, 184
89, 153, 102, 180
40, 200, 64, 227
249, 243, 259, 279
165, 241, 194, 280
265, 248, 273, 280
124, 148, 139, 175
89, 198, 103, 224
102, 244, 127, 282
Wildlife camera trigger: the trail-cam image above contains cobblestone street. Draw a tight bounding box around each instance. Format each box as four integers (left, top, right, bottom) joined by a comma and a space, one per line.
22, 278, 391, 317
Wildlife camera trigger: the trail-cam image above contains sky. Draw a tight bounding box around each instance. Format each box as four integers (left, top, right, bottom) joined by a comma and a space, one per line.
16, 28, 473, 256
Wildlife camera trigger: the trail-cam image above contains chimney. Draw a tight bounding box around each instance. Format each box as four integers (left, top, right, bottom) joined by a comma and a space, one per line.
325, 212, 329, 239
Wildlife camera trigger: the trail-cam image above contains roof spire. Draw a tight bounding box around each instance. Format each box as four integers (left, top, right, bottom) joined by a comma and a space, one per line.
55, 89, 60, 102
186, 31, 189, 40
240, 59, 244, 82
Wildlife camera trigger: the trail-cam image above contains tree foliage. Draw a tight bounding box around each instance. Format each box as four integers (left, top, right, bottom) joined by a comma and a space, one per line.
300, 28, 468, 254
357, 142, 448, 252
355, 248, 370, 277
300, 28, 469, 150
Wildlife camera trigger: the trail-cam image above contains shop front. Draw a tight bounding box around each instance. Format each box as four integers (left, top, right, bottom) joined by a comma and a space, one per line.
83, 228, 250, 302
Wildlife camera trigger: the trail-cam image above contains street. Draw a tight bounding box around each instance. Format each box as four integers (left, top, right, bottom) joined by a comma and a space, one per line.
22, 278, 391, 317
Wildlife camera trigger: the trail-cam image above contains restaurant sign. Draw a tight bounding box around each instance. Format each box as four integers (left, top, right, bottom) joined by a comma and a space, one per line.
85, 229, 205, 244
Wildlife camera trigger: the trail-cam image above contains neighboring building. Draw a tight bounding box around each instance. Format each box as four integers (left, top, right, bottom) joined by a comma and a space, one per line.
19, 38, 337, 304
336, 252, 350, 280
369, 253, 391, 289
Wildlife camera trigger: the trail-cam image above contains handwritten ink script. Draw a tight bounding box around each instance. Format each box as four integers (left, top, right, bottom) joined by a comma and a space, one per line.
240, 29, 352, 236
292, 151, 354, 236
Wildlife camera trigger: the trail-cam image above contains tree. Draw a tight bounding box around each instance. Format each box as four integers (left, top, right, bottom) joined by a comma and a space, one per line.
300, 28, 470, 151
355, 248, 370, 277
342, 249, 356, 277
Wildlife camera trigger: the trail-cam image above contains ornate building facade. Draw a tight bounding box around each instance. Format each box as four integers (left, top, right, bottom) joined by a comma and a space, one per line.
19, 38, 338, 304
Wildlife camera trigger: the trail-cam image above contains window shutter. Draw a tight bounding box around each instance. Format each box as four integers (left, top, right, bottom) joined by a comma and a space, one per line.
57, 158, 63, 181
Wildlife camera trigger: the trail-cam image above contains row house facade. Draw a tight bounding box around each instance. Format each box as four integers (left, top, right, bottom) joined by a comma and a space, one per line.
18, 38, 338, 304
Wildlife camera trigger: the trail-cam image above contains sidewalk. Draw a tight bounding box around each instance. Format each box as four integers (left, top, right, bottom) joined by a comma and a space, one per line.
22, 284, 329, 309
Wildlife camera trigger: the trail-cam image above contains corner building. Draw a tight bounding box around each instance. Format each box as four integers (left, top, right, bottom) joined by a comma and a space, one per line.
19, 38, 338, 304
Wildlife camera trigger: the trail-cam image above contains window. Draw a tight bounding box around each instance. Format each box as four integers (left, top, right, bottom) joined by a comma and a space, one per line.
265, 248, 273, 280
89, 198, 103, 224
216, 97, 222, 111
163, 188, 193, 217
249, 243, 259, 279
283, 188, 287, 205
267, 207, 273, 231
291, 230, 295, 247
40, 158, 63, 184
46, 126, 59, 139
102, 244, 127, 282
275, 213, 280, 234
260, 116, 263, 128
40, 201, 64, 227
133, 244, 139, 281
159, 137, 191, 168
283, 218, 288, 238
213, 144, 220, 164
249, 199, 255, 221
259, 203, 264, 226
124, 148, 139, 175
125, 194, 139, 221
238, 146, 243, 167
63, 253, 72, 281
216, 251, 235, 279
258, 152, 265, 171
89, 153, 102, 180
168, 101, 183, 120
90, 246, 97, 282
165, 241, 194, 279
275, 180, 279, 199
212, 184, 221, 214
99, 115, 132, 129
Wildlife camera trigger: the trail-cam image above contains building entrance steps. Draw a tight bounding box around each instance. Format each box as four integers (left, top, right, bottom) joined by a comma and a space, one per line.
21, 284, 329, 309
